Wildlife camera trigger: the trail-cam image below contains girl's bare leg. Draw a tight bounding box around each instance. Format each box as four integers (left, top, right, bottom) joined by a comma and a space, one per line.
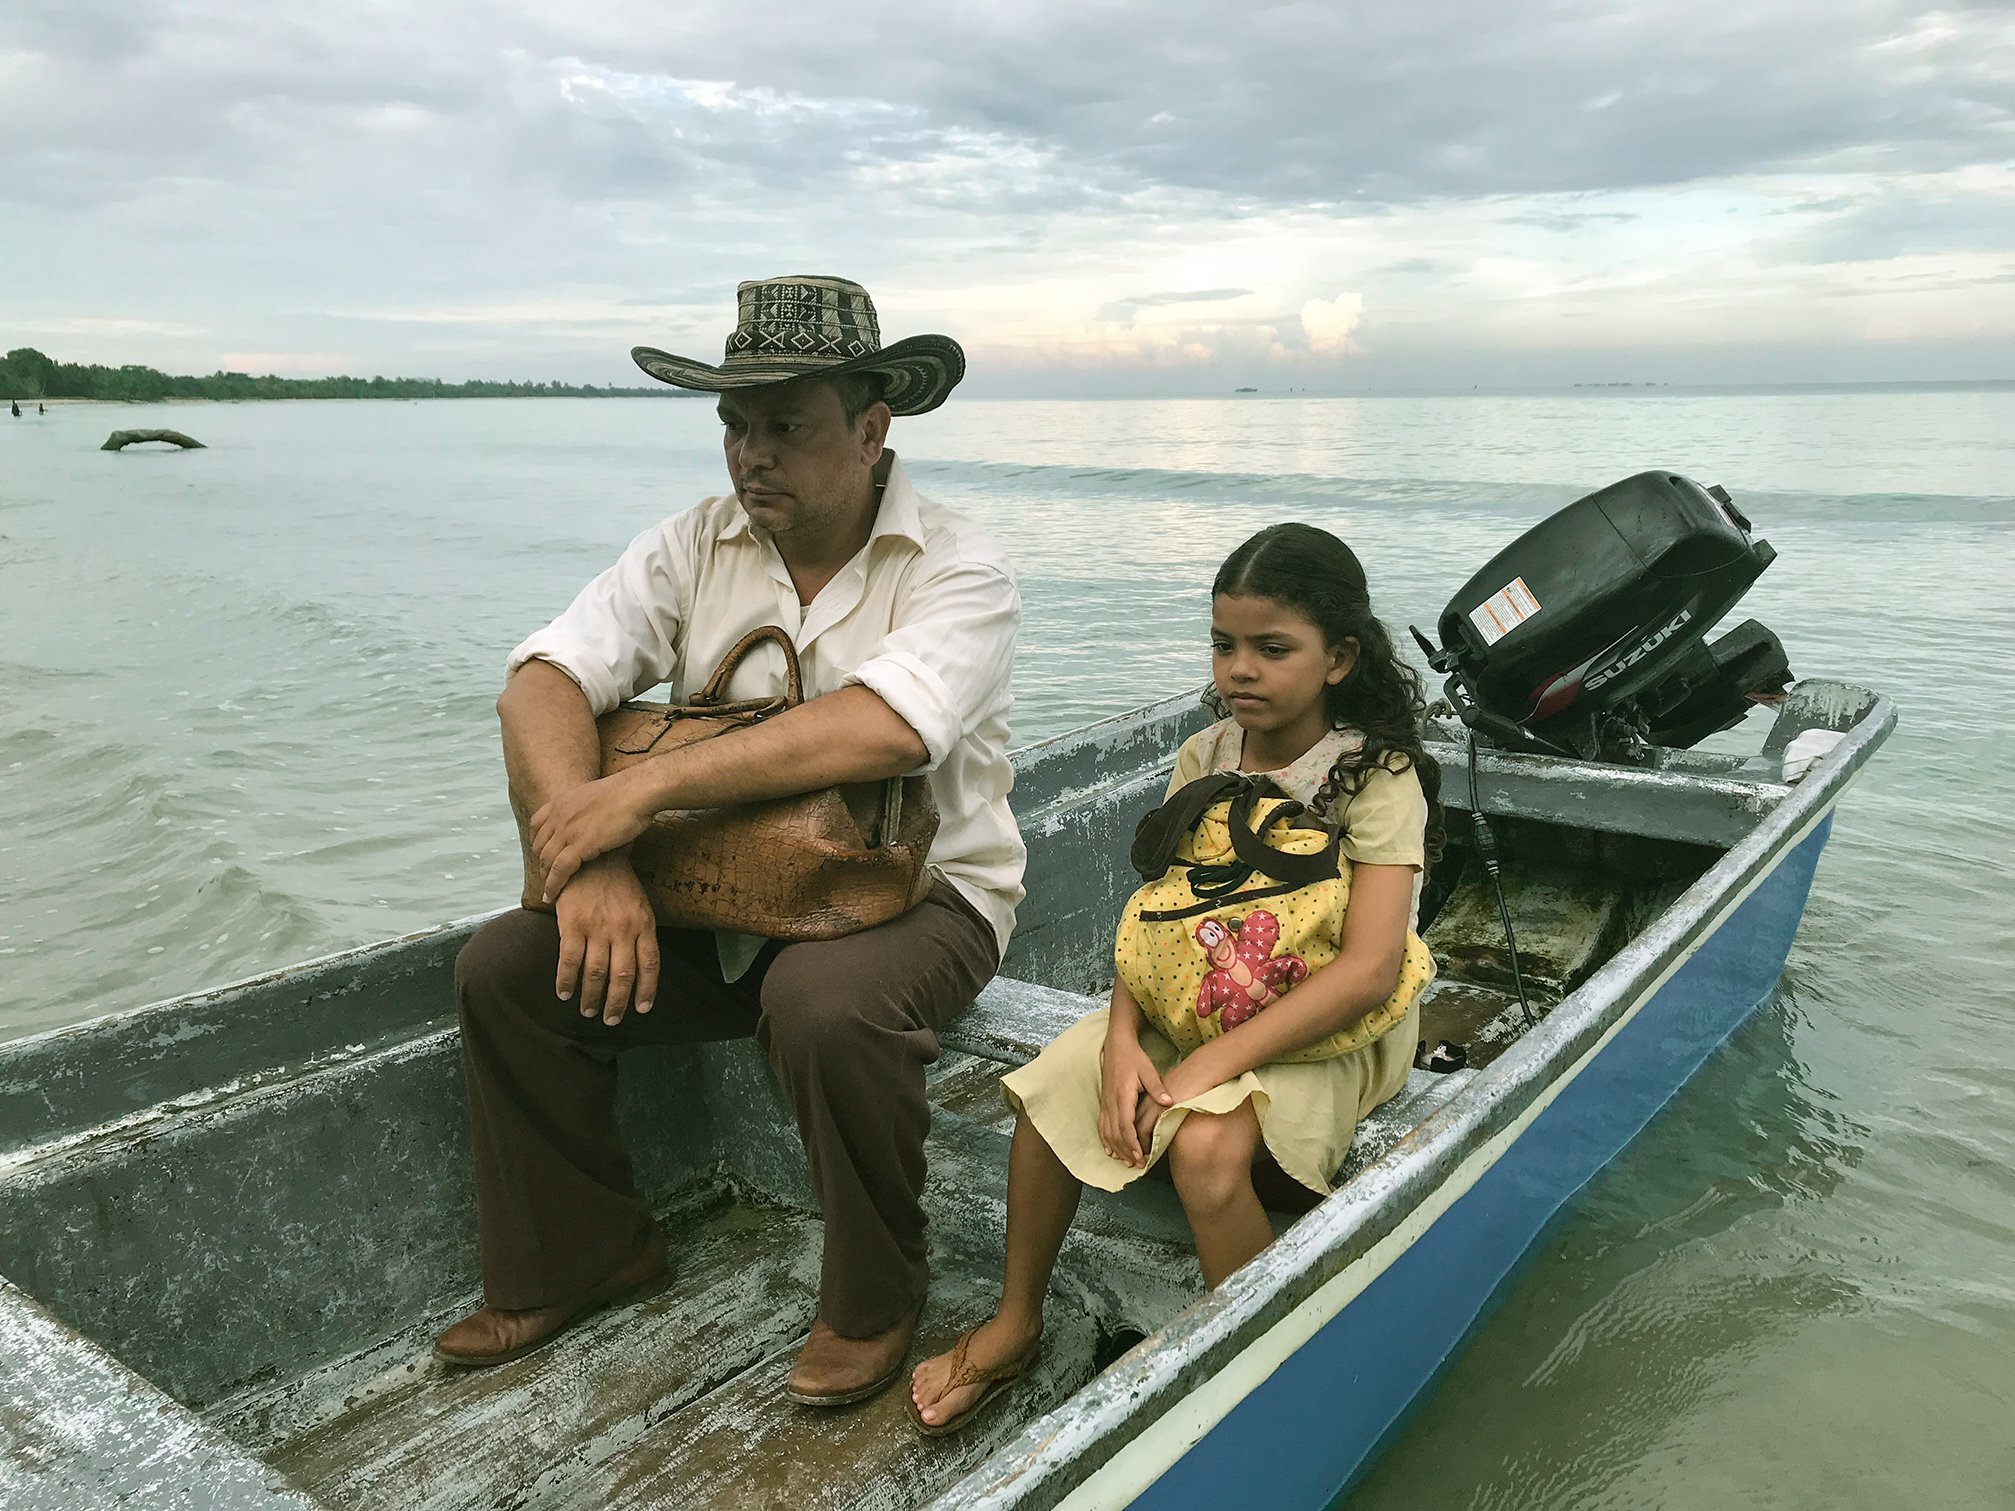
1167, 1102, 1273, 1287
911, 1113, 1081, 1425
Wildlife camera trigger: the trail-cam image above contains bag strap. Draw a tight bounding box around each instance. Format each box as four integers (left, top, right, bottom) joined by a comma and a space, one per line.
695, 625, 804, 708
689, 623, 911, 853
1129, 771, 1340, 886
876, 776, 904, 848
1131, 772, 1247, 879
1222, 781, 1338, 888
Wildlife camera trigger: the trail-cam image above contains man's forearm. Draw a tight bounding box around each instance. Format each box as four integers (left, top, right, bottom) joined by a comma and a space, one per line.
622, 684, 928, 812
519, 679, 934, 903
499, 659, 605, 822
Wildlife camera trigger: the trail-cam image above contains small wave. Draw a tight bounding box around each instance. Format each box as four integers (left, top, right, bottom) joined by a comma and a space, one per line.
903, 455, 2014, 520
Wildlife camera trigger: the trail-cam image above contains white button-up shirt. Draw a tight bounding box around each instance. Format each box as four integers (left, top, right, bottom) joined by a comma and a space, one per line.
507, 454, 1025, 976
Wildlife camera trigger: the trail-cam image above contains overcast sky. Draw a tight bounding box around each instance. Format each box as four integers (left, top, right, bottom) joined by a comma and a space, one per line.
5, 1, 2012, 392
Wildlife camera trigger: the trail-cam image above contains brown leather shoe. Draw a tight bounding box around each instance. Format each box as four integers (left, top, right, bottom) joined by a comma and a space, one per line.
433, 1231, 669, 1368
784, 1312, 918, 1406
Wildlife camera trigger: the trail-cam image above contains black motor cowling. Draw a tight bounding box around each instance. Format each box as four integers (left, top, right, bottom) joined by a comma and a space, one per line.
1415, 471, 1791, 761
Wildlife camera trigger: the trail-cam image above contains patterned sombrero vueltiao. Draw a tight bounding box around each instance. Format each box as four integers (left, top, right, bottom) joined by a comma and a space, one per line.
632, 275, 964, 416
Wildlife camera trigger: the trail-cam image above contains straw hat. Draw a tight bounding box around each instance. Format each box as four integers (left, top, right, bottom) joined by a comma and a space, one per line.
632, 275, 964, 416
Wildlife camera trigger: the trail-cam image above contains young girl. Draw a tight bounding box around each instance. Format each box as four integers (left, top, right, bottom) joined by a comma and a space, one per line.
908, 522, 1445, 1434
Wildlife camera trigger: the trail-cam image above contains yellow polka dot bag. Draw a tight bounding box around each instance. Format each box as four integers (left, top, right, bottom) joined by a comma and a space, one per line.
1115, 773, 1435, 1064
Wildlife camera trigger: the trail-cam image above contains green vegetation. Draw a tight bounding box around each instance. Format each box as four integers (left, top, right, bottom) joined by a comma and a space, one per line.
0, 347, 681, 402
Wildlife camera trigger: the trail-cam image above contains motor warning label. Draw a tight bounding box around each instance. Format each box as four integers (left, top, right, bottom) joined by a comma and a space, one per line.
1469, 577, 1542, 646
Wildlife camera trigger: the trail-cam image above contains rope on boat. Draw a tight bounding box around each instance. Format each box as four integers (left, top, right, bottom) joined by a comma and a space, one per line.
1468, 730, 1537, 1028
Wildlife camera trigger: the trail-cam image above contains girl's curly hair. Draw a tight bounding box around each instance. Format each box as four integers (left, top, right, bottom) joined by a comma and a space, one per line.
1214, 522, 1445, 869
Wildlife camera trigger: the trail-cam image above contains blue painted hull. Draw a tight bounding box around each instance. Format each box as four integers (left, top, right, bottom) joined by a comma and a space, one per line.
1134, 813, 1835, 1511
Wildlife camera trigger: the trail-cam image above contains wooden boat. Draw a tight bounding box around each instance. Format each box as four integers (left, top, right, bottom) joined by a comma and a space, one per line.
0, 678, 1891, 1511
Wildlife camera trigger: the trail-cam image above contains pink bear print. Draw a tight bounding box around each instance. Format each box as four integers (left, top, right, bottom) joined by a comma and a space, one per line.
1194, 910, 1309, 1029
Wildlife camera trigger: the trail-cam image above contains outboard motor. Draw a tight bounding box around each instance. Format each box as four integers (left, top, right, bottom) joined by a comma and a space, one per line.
1414, 471, 1791, 762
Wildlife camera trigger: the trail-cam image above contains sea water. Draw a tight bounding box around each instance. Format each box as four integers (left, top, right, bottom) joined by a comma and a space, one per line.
3, 390, 2011, 1505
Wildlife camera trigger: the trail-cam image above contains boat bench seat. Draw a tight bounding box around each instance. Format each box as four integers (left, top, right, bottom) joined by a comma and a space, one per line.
940, 975, 1103, 1066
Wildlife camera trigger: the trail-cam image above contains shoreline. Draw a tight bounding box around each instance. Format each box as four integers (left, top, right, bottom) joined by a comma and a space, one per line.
9, 393, 704, 407
12, 379, 2014, 408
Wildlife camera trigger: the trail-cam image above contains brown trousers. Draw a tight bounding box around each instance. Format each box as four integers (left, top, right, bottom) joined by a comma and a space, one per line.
453, 880, 998, 1338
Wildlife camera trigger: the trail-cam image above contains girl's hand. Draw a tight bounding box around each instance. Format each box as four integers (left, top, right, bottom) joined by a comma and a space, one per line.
1133, 1055, 1215, 1157
1099, 1034, 1173, 1167
1133, 1091, 1167, 1156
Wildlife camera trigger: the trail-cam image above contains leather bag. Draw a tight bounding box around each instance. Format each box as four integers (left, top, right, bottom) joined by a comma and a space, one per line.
518, 625, 939, 939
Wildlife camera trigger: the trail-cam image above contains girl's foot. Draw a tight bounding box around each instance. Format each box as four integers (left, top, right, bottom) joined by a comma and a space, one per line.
909, 1312, 1042, 1429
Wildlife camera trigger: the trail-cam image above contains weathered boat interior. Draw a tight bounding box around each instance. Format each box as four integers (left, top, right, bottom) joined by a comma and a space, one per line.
0, 684, 1853, 1511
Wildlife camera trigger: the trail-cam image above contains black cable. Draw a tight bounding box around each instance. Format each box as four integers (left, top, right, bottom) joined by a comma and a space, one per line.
1467, 729, 1536, 1028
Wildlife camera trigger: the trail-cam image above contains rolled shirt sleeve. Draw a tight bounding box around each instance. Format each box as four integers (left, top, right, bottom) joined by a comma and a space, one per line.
504, 519, 691, 715
843, 556, 1020, 772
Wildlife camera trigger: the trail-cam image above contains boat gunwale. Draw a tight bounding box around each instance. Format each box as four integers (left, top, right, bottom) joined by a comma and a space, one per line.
0, 916, 493, 1077
1424, 731, 1792, 846
925, 686, 1897, 1511
1009, 687, 1205, 769
0, 1026, 466, 1182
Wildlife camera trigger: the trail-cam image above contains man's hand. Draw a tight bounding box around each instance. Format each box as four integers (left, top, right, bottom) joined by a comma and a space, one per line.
531, 768, 657, 903
553, 854, 660, 1025
1098, 1032, 1173, 1167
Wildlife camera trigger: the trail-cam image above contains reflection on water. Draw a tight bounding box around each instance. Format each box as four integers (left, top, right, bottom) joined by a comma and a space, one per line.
1343, 951, 2015, 1509
1346, 989, 1870, 1509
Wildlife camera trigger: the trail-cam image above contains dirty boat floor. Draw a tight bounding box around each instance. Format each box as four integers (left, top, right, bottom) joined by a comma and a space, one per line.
211, 1058, 1195, 1511
211, 1051, 1488, 1511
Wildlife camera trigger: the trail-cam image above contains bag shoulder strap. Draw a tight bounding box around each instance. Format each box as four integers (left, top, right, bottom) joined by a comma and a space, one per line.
1130, 772, 1340, 885
1130, 772, 1247, 879
684, 623, 910, 853
1222, 782, 1339, 888
695, 625, 804, 707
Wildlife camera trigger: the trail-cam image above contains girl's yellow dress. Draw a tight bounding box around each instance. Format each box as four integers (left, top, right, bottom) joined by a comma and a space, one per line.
999, 720, 1429, 1196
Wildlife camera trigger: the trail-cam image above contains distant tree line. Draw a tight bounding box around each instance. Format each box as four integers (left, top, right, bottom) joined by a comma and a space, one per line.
0, 347, 683, 402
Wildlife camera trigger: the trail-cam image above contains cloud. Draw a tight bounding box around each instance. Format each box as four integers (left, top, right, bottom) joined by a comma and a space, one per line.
1111, 289, 1256, 308
1502, 211, 1642, 233
1298, 293, 1366, 356
1095, 286, 1257, 321
507, 1, 2015, 203
335, 296, 711, 329
217, 352, 351, 374
9, 316, 205, 337
0, 1, 2010, 388
1778, 173, 2015, 263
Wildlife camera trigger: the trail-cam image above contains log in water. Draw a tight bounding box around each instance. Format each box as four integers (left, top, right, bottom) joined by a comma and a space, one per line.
101, 428, 206, 451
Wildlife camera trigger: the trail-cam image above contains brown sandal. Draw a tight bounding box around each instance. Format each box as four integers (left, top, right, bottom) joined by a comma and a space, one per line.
906, 1326, 1041, 1438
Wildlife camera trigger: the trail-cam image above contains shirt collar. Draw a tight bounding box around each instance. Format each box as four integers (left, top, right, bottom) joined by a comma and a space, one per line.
868, 453, 927, 550
713, 451, 926, 552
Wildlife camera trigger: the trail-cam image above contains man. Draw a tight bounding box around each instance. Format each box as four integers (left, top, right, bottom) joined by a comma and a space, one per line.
436, 276, 1025, 1408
